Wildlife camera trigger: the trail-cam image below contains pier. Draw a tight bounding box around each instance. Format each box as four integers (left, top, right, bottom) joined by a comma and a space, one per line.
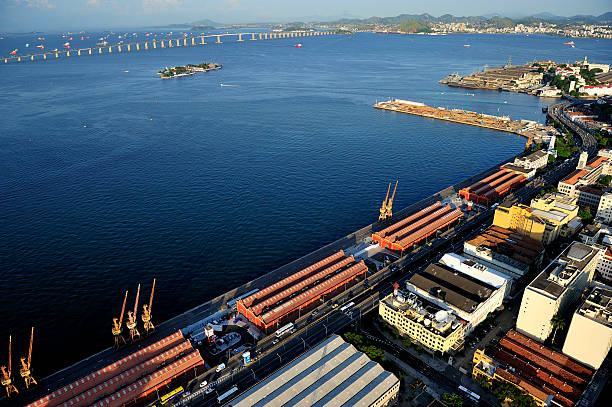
2, 31, 333, 64
374, 99, 540, 138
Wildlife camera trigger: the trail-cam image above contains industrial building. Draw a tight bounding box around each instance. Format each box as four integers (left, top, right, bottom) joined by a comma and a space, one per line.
379, 288, 465, 354
516, 242, 600, 341
372, 201, 463, 252
405, 261, 505, 334
226, 335, 400, 407
459, 167, 526, 205
463, 226, 544, 279
492, 193, 581, 245
439, 252, 511, 298
237, 251, 367, 334
473, 330, 593, 407
562, 287, 612, 369
26, 331, 203, 407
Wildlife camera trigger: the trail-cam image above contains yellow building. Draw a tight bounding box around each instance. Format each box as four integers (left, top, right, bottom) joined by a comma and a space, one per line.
379, 291, 465, 354
493, 193, 580, 245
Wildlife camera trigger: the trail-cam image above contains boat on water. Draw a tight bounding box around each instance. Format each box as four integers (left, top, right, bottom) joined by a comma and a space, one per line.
563, 41, 575, 45
37, 45, 44, 49
10, 49, 17, 55
463, 44, 470, 47
293, 43, 302, 48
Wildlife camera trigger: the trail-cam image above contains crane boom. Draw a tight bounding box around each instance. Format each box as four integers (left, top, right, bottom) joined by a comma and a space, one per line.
118, 290, 128, 327
148, 278, 156, 314
133, 284, 141, 319
8, 335, 11, 376
27, 327, 34, 367
388, 181, 398, 207
382, 183, 390, 207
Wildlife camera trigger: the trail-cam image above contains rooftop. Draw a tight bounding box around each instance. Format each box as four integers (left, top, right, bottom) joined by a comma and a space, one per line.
577, 287, 612, 328
529, 242, 599, 298
578, 185, 605, 196
439, 253, 510, 290
226, 335, 399, 407
408, 263, 495, 314
561, 169, 589, 186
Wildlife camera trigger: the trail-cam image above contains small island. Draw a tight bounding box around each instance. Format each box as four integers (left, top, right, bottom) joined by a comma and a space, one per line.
158, 62, 222, 79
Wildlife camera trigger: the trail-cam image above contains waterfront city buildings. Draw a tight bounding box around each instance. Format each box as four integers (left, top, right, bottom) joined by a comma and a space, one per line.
492, 193, 581, 245
516, 242, 600, 341
473, 330, 594, 407
562, 287, 612, 369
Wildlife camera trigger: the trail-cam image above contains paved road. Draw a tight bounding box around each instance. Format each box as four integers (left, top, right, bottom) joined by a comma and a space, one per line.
548, 100, 597, 157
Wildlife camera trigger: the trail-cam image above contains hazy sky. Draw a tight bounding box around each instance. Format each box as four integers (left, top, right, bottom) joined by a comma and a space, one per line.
1, 0, 610, 32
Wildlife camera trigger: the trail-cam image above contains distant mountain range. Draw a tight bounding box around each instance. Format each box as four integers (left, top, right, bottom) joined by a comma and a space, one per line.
150, 19, 222, 29
324, 12, 612, 26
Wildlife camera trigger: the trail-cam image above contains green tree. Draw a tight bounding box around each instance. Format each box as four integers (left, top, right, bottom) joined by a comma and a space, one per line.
493, 382, 516, 402
478, 377, 492, 390
550, 314, 567, 344
513, 392, 538, 407
441, 393, 465, 407
578, 206, 593, 222
600, 175, 612, 187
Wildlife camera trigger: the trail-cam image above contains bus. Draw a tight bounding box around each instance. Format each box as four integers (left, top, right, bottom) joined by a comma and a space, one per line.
458, 385, 480, 403
217, 385, 238, 404
340, 302, 355, 313
275, 322, 294, 338
160, 386, 184, 405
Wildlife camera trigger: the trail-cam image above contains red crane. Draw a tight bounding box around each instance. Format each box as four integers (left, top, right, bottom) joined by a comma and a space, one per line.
1, 335, 18, 398
142, 278, 156, 334
112, 290, 128, 349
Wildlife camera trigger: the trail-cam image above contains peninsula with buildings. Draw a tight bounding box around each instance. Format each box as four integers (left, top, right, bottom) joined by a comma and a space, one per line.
440, 57, 612, 98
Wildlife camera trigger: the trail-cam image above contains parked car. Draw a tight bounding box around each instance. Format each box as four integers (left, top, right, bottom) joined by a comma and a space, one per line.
216, 363, 226, 372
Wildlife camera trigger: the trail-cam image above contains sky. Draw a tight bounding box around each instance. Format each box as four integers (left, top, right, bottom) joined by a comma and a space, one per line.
0, 0, 611, 32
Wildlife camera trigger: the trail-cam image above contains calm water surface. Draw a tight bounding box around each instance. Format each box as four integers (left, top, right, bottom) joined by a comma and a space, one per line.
0, 32, 610, 375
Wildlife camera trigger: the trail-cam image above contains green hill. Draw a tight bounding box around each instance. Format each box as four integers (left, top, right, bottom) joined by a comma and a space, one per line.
398, 20, 432, 33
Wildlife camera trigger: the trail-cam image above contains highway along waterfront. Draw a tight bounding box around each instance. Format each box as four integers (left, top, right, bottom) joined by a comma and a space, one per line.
0, 31, 610, 401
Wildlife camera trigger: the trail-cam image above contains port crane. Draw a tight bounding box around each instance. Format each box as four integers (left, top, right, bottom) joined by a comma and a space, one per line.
126, 284, 141, 342
378, 181, 398, 222
141, 278, 156, 335
112, 290, 128, 349
525, 136, 534, 150
19, 327, 37, 388
378, 183, 391, 221
1, 336, 18, 398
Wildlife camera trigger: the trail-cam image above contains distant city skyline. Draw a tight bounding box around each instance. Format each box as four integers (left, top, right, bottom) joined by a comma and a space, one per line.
0, 0, 611, 31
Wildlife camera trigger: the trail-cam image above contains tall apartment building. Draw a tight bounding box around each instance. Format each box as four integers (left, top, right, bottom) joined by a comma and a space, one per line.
516, 242, 600, 341
557, 151, 611, 213
562, 287, 612, 369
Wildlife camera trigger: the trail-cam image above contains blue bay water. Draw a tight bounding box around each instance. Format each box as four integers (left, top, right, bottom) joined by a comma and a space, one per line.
0, 32, 610, 375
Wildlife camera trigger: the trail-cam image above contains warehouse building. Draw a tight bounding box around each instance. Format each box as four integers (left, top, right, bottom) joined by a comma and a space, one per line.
459, 168, 526, 206
226, 335, 400, 407
27, 331, 202, 407
372, 201, 463, 252
379, 288, 465, 354
406, 261, 505, 334
473, 330, 593, 407
463, 226, 544, 279
562, 286, 612, 369
516, 242, 600, 341
237, 251, 367, 334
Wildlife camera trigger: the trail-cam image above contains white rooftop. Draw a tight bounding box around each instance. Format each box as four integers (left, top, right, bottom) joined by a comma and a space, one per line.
439, 253, 510, 289
226, 335, 399, 407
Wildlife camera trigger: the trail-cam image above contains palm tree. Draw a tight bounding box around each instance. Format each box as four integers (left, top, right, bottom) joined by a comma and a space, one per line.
550, 314, 566, 344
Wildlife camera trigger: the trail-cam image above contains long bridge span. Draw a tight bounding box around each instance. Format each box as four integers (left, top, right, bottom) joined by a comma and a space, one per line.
2, 30, 334, 64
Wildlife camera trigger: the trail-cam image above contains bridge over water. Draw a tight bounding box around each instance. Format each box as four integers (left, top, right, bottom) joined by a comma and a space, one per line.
2, 31, 334, 64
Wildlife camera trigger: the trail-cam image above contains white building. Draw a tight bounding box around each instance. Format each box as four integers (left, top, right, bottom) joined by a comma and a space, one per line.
597, 192, 612, 224
580, 84, 612, 97
595, 247, 612, 283
562, 287, 612, 369
406, 262, 505, 334
439, 253, 512, 298
513, 150, 550, 171
516, 242, 600, 341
